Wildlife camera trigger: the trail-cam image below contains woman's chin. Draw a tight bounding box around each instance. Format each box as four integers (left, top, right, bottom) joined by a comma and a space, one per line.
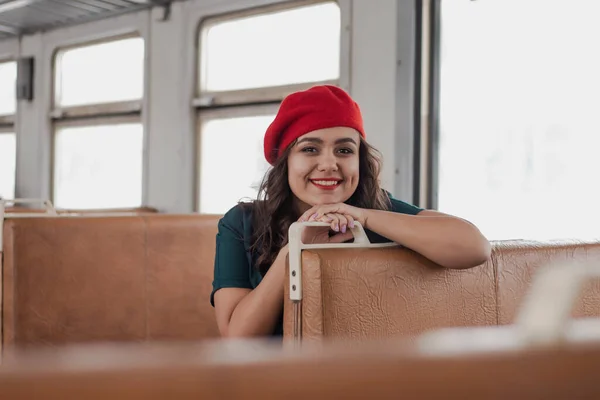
308, 194, 349, 206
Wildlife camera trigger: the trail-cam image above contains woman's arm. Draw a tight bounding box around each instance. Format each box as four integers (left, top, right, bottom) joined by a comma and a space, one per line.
299, 204, 491, 269
214, 245, 288, 338
363, 209, 491, 269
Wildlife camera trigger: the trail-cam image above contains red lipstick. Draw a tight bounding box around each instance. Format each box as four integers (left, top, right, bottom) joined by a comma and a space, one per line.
309, 178, 342, 190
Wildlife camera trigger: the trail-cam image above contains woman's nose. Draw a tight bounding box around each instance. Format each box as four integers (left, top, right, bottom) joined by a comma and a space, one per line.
317, 152, 338, 171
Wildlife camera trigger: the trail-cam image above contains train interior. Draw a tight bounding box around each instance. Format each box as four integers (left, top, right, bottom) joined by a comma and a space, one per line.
0, 0, 599, 398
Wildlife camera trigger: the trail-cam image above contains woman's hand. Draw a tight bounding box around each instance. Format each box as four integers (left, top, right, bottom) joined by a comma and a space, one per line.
300, 215, 355, 244
297, 203, 368, 244
298, 203, 368, 229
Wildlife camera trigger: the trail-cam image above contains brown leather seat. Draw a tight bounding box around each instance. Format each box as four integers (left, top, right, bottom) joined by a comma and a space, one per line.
284, 240, 600, 342
494, 240, 600, 324
59, 206, 159, 214
284, 247, 496, 341
1, 328, 599, 399
4, 206, 159, 214
4, 213, 600, 350
1, 214, 220, 352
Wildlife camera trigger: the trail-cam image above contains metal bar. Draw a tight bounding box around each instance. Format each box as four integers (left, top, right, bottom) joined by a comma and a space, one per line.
194, 80, 338, 108
50, 0, 108, 14
50, 100, 142, 120
412, 0, 424, 207
0, 115, 15, 125
0, 0, 44, 13
94, 0, 134, 8
26, 3, 83, 21
427, 0, 442, 210
0, 22, 18, 35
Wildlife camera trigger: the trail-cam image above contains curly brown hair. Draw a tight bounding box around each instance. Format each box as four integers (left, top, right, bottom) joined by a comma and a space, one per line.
243, 137, 391, 274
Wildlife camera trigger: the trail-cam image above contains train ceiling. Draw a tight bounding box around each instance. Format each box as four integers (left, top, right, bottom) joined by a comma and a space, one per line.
0, 0, 170, 40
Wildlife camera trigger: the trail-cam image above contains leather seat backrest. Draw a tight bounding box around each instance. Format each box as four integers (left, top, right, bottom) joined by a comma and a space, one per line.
4, 206, 158, 214
284, 240, 600, 342
494, 240, 600, 324
1, 214, 220, 351
284, 246, 496, 341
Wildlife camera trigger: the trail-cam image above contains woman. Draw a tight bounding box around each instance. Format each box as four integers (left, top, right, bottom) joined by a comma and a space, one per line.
211, 85, 491, 338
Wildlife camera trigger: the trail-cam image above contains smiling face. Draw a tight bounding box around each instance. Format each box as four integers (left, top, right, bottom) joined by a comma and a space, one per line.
286, 127, 361, 213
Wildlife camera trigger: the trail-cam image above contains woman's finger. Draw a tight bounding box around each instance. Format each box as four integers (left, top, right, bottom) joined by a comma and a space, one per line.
344, 214, 355, 229
321, 213, 350, 233
336, 214, 349, 233
299, 206, 319, 222
313, 204, 344, 220
299, 204, 346, 222
324, 213, 340, 232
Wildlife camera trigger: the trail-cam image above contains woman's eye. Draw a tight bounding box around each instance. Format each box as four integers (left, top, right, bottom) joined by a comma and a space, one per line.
301, 147, 317, 153
338, 148, 354, 154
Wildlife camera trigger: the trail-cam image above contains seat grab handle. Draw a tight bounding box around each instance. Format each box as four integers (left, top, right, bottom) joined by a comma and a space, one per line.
287, 221, 397, 301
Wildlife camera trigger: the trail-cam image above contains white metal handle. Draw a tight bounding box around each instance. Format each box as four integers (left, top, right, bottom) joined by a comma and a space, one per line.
289, 221, 371, 246
287, 221, 398, 301
516, 261, 600, 346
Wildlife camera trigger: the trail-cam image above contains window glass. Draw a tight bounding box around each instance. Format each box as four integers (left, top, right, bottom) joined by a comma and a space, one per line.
0, 132, 16, 199
437, 0, 600, 240
0, 61, 16, 116
200, 2, 340, 92
53, 123, 143, 209
199, 115, 273, 214
55, 37, 144, 107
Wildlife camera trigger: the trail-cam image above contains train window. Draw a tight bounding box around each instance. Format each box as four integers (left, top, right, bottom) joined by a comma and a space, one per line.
54, 37, 144, 108
197, 111, 273, 214
0, 60, 17, 199
436, 0, 600, 240
0, 61, 17, 116
0, 132, 16, 199
196, 2, 342, 213
53, 122, 143, 209
51, 36, 145, 209
199, 1, 340, 96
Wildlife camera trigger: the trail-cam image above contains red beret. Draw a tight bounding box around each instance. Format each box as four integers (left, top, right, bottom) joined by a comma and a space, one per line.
263, 85, 365, 165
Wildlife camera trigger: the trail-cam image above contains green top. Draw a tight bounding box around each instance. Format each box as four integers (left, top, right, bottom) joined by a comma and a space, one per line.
210, 193, 423, 336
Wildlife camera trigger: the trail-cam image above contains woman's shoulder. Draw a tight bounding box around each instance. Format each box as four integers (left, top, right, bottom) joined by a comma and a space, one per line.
218, 202, 256, 238
220, 201, 254, 221
383, 190, 424, 215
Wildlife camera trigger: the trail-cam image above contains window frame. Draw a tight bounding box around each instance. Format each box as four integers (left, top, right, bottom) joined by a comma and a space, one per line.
51, 32, 144, 119
195, 0, 346, 107
0, 114, 15, 126
194, 0, 348, 213
50, 33, 146, 209
194, 103, 278, 213
417, 0, 441, 210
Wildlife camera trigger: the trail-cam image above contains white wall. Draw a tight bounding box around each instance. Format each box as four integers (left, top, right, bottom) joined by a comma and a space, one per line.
5, 0, 418, 212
